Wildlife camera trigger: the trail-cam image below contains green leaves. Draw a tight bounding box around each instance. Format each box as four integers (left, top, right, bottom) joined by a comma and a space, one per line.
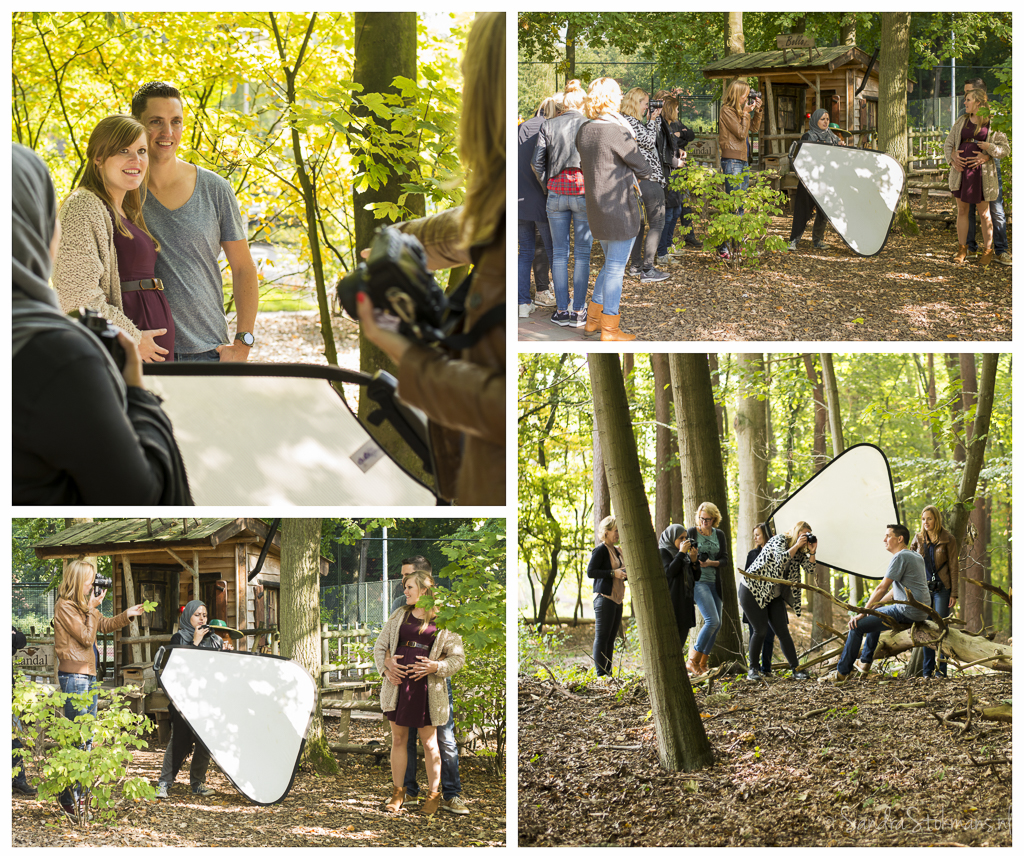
141, 600, 158, 613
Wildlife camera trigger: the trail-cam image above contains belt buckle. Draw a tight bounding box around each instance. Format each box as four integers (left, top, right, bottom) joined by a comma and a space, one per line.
141, 278, 163, 291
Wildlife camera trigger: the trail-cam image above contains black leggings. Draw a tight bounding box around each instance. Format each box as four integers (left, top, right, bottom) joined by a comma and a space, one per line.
738, 585, 800, 670
592, 594, 623, 676
629, 179, 666, 270
789, 184, 828, 243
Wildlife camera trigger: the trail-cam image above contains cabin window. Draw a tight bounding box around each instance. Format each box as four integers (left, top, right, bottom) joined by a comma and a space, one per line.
140, 582, 167, 633
779, 96, 796, 132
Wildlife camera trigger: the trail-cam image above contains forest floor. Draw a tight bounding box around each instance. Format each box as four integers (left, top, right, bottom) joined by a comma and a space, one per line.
243, 309, 361, 367
519, 620, 1012, 846
519, 194, 1011, 342
12, 717, 506, 847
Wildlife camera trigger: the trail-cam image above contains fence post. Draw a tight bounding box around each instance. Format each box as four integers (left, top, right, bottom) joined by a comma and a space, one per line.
321, 623, 329, 690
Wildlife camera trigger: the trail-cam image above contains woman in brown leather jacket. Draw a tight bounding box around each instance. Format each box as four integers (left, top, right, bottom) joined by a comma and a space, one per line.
356, 12, 504, 506
910, 505, 959, 677
53, 559, 143, 815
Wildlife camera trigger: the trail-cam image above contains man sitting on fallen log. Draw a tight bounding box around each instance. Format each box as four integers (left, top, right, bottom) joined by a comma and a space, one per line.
833, 523, 930, 681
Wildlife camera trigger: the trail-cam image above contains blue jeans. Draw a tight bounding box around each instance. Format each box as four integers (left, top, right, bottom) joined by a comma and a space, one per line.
176, 349, 221, 362
659, 205, 682, 256
517, 218, 554, 305
922, 588, 951, 677
58, 672, 97, 805
592, 594, 623, 676
592, 237, 635, 316
693, 580, 723, 654
546, 193, 592, 312
967, 159, 1007, 254
718, 158, 749, 252
838, 604, 919, 675
404, 678, 460, 800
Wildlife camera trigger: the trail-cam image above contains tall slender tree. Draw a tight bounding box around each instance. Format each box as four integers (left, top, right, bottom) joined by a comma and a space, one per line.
735, 354, 770, 553
651, 354, 674, 535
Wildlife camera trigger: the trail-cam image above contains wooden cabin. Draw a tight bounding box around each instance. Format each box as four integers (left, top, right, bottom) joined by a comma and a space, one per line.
32, 518, 330, 688
702, 44, 893, 162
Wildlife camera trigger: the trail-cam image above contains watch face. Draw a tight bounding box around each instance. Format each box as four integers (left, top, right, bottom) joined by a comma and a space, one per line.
237, 332, 255, 346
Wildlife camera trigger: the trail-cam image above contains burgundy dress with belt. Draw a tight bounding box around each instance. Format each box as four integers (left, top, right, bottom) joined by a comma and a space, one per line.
109, 209, 176, 360
385, 610, 437, 728
951, 118, 988, 205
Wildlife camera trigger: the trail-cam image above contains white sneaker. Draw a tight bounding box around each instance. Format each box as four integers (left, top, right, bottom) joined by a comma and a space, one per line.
534, 290, 556, 307
518, 302, 534, 317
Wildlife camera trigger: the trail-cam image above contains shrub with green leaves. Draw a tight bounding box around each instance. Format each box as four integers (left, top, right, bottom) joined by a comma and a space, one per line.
669, 161, 788, 265
12, 674, 155, 825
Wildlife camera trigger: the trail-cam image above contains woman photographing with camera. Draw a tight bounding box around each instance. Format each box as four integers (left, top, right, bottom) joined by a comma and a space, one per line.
739, 522, 814, 681
375, 571, 464, 816
910, 506, 959, 678
53, 560, 144, 816
716, 80, 762, 259
684, 502, 730, 676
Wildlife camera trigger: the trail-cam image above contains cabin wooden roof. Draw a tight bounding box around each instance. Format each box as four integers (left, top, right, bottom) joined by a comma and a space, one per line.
703, 45, 875, 78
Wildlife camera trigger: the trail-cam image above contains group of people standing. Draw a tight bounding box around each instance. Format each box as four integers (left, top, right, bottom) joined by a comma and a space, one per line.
586, 503, 962, 681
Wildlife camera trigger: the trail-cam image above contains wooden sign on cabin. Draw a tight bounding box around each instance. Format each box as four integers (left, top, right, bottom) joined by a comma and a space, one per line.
777, 33, 819, 63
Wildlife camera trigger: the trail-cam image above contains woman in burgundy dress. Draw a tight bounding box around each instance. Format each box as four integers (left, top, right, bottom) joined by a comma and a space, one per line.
374, 571, 464, 816
53, 114, 174, 360
945, 89, 1008, 267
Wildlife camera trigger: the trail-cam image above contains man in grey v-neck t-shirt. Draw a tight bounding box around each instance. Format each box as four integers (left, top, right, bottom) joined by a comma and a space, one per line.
143, 166, 247, 356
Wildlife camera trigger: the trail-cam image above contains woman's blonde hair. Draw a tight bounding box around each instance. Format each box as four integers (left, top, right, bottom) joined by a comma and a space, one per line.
76, 114, 160, 248
403, 570, 438, 632
620, 87, 648, 121
562, 79, 586, 111
536, 96, 560, 120
458, 12, 505, 248
57, 559, 98, 612
966, 88, 991, 127
695, 501, 722, 528
585, 77, 622, 119
919, 505, 945, 535
597, 514, 617, 542
722, 79, 751, 115
784, 521, 812, 548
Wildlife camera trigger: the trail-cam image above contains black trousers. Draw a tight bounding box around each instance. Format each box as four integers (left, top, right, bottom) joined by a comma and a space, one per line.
739, 585, 800, 670
592, 594, 623, 676
629, 179, 666, 270
789, 184, 828, 243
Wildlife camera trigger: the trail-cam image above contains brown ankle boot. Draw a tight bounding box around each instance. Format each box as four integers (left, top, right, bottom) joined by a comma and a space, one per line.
978, 248, 995, 267
599, 313, 636, 342
583, 301, 603, 337
953, 244, 969, 264
384, 785, 405, 813
698, 652, 710, 674
420, 790, 442, 815
686, 649, 701, 676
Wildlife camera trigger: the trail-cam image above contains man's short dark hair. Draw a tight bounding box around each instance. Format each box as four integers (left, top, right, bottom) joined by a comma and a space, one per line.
887, 523, 910, 545
400, 555, 432, 573
964, 78, 987, 94
131, 81, 183, 119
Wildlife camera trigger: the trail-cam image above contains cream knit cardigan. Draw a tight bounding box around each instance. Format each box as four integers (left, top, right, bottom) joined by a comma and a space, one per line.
52, 189, 142, 341
373, 607, 465, 726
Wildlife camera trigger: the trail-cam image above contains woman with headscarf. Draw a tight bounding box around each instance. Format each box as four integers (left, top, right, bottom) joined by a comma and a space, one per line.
658, 524, 697, 652
787, 108, 845, 252
12, 144, 192, 505
155, 600, 222, 800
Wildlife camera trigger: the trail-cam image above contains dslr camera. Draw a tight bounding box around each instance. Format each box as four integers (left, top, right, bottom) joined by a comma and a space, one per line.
747, 91, 761, 106
927, 577, 942, 594
79, 308, 126, 372
337, 226, 450, 345
648, 99, 664, 113
93, 575, 113, 598
804, 533, 818, 545
696, 551, 711, 564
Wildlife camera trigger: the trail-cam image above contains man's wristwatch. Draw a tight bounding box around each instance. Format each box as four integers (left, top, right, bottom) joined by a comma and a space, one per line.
234, 331, 255, 347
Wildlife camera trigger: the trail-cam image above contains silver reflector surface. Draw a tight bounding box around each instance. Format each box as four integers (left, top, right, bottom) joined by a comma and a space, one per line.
156, 647, 316, 805
793, 143, 906, 256
768, 444, 900, 580
148, 373, 436, 506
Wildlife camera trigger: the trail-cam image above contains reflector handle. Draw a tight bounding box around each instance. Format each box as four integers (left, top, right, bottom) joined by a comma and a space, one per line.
154, 645, 168, 674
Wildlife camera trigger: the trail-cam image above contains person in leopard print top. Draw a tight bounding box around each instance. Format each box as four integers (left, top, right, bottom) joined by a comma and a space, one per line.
738, 521, 815, 681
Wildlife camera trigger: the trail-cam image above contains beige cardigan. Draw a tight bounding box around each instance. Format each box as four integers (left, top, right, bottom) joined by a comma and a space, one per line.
53, 189, 142, 341
943, 114, 1009, 202
373, 607, 465, 726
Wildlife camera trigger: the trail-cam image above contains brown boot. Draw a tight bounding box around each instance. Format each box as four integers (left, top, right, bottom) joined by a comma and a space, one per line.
420, 790, 442, 816
384, 786, 405, 813
978, 248, 995, 267
583, 301, 603, 337
953, 244, 969, 264
599, 313, 636, 342
686, 649, 701, 676
698, 653, 710, 674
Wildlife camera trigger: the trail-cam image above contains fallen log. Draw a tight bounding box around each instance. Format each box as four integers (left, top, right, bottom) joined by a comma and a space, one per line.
980, 704, 1011, 723
873, 623, 1011, 672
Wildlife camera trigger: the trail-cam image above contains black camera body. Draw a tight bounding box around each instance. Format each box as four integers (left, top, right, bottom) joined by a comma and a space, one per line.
337, 227, 449, 345
696, 551, 710, 564
927, 577, 942, 594
747, 91, 760, 106
648, 99, 664, 113
805, 533, 818, 545
93, 575, 113, 598
79, 308, 126, 372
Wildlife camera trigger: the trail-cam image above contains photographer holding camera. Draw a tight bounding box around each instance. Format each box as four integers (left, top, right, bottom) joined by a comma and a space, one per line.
12, 144, 192, 506
53, 560, 144, 816
684, 502, 730, 676
910, 506, 959, 677
716, 81, 763, 259
658, 524, 698, 652
354, 12, 504, 506
739, 522, 814, 681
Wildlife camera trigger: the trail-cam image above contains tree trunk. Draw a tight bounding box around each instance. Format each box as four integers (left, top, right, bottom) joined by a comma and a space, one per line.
802, 354, 831, 644
536, 359, 568, 623
354, 13, 426, 468
593, 418, 610, 541
709, 353, 728, 473
652, 354, 674, 535
589, 354, 714, 772
819, 353, 845, 459
668, 354, 745, 671
839, 13, 856, 46
280, 519, 337, 774
735, 354, 769, 553
878, 12, 918, 234
926, 353, 941, 459
723, 12, 744, 96
565, 17, 577, 82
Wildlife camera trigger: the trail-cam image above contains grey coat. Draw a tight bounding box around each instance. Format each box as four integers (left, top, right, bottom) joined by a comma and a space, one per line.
576, 119, 651, 241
